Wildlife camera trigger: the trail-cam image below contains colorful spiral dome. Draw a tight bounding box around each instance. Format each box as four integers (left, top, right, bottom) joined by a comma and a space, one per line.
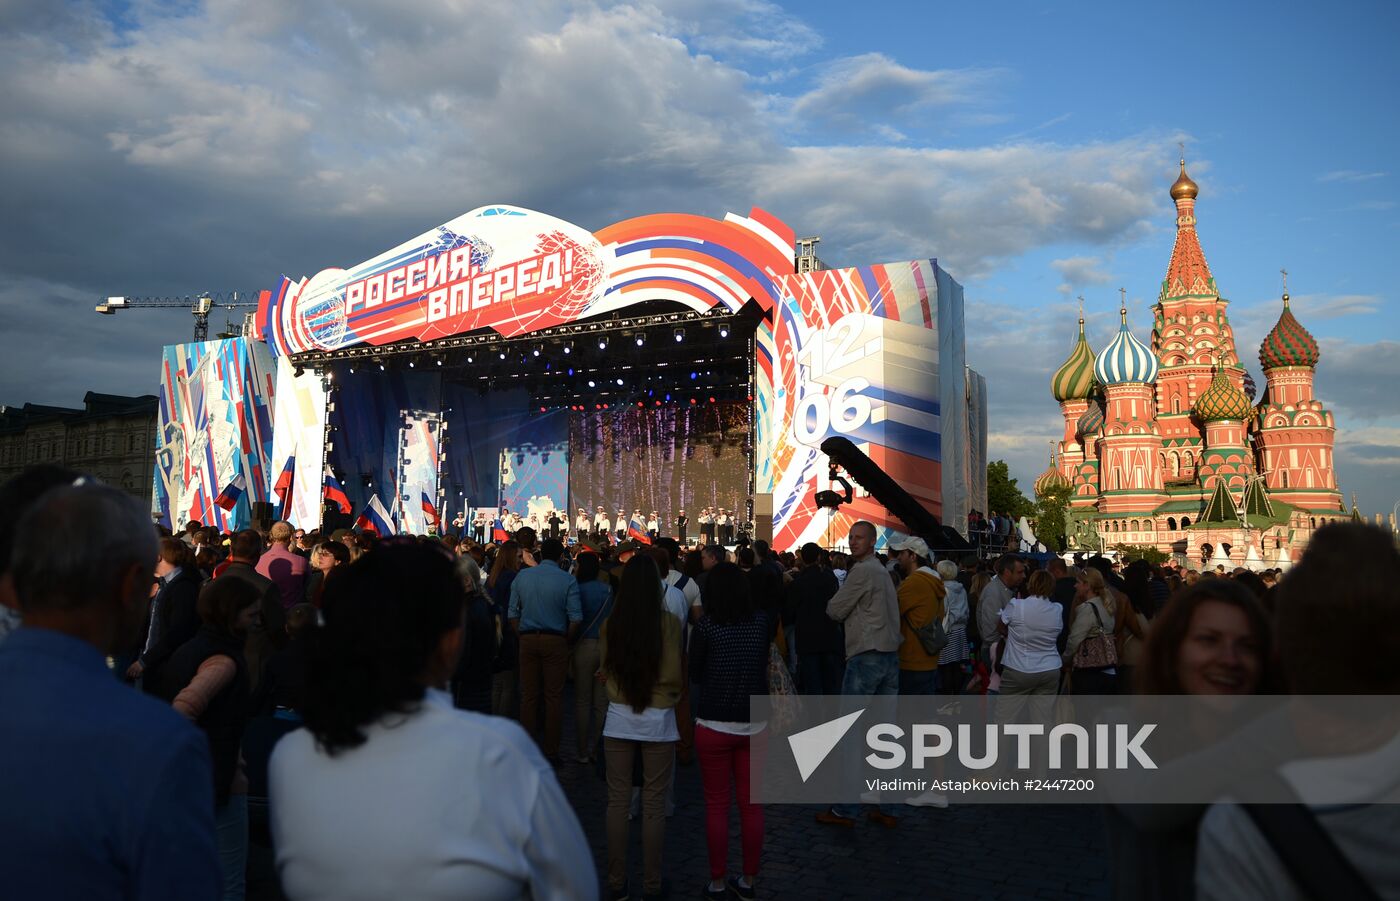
1259, 293, 1320, 369
1193, 368, 1253, 422
1076, 398, 1105, 437
1094, 306, 1159, 386
1035, 465, 1071, 496
1051, 316, 1097, 402
1242, 369, 1257, 401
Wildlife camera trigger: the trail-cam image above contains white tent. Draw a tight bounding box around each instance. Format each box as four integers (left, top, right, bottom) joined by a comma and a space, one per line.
1208, 545, 1232, 570
1275, 545, 1293, 572
1245, 543, 1264, 569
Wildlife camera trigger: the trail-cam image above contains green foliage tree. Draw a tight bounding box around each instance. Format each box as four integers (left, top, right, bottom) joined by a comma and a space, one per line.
1034, 484, 1073, 551
987, 460, 1034, 520
1112, 543, 1170, 565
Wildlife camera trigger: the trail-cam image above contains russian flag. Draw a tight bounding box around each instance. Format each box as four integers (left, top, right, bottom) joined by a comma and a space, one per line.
273, 455, 295, 512
323, 467, 351, 514
628, 514, 651, 544
354, 494, 395, 536
492, 517, 509, 542
213, 473, 247, 512
421, 491, 439, 527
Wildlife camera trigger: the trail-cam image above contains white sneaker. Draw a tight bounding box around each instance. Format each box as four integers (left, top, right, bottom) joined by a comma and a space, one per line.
905, 790, 949, 808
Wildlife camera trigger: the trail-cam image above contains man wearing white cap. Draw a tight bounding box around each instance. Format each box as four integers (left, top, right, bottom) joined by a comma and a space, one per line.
890, 536, 946, 697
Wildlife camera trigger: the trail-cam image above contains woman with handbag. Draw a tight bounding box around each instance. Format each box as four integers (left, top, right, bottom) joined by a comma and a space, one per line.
1062, 567, 1118, 694
689, 562, 775, 901
599, 555, 683, 901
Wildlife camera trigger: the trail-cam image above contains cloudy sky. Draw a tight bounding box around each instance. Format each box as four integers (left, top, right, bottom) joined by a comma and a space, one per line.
3, 0, 1397, 516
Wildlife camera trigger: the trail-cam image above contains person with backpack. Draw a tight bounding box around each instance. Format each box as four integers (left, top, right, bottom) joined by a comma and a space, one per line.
891, 536, 946, 697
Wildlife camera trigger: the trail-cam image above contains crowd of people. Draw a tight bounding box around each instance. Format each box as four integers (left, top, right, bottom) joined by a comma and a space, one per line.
1, 461, 1397, 900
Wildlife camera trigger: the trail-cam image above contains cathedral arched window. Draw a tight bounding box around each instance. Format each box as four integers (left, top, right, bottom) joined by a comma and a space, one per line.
1181, 517, 1191, 528
1281, 471, 1289, 488
1167, 517, 1177, 530
1172, 395, 1181, 413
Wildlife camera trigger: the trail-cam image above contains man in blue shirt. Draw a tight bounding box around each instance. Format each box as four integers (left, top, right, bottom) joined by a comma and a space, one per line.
0, 480, 220, 901
508, 537, 582, 764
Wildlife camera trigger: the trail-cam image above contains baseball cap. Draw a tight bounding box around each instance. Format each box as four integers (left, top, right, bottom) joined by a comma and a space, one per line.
889, 535, 932, 560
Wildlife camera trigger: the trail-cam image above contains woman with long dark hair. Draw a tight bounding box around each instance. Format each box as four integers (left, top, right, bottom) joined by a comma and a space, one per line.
158, 577, 262, 901
600, 555, 682, 901
486, 540, 522, 717
269, 541, 594, 900
690, 562, 773, 901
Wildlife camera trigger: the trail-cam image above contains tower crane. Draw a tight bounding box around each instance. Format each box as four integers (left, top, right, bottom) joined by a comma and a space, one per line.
95, 292, 261, 342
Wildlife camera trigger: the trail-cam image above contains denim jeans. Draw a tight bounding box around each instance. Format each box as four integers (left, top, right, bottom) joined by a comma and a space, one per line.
215, 794, 248, 901
832, 651, 899, 819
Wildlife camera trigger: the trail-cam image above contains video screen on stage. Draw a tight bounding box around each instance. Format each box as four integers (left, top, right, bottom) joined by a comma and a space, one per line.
568, 402, 750, 538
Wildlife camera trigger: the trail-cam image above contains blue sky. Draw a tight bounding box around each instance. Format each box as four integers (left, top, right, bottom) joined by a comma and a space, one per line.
2, 0, 1396, 516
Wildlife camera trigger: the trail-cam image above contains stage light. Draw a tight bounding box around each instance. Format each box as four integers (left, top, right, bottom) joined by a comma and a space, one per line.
378, 361, 385, 371
567, 367, 575, 376
616, 378, 623, 386
635, 333, 644, 346
673, 328, 684, 343
540, 407, 546, 413
598, 336, 608, 350
532, 346, 541, 357
408, 359, 415, 368
588, 380, 596, 388
563, 342, 572, 355
690, 372, 698, 380
637, 402, 644, 408
436, 357, 443, 366
466, 355, 474, 363
709, 397, 716, 403
719, 324, 730, 338
665, 393, 671, 401
348, 365, 356, 373
690, 398, 697, 405
293, 365, 304, 377
499, 351, 506, 360
655, 400, 662, 406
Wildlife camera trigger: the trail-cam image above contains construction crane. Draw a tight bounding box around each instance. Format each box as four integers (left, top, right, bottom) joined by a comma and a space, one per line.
95, 292, 261, 342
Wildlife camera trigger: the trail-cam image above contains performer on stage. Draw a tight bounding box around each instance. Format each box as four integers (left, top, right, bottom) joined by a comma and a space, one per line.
547, 508, 562, 541
615, 508, 627, 542
452, 511, 466, 538
699, 507, 712, 544
575, 508, 590, 543
647, 511, 659, 542
676, 509, 688, 544
472, 510, 488, 543
717, 508, 733, 545
593, 506, 610, 541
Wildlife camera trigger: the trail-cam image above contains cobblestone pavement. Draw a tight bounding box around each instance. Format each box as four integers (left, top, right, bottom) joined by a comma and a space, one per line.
249, 684, 1112, 900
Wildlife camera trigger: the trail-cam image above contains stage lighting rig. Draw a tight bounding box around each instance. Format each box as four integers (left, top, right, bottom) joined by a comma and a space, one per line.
673, 327, 684, 342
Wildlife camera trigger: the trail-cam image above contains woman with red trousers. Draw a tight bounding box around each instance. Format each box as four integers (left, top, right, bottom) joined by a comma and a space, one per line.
689, 562, 775, 900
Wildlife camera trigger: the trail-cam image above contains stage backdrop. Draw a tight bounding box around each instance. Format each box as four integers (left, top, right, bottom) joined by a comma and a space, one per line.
254, 205, 983, 546
155, 337, 275, 531
567, 402, 750, 533
268, 365, 327, 528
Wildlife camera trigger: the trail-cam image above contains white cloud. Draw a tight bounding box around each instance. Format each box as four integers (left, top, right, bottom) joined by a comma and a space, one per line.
787, 53, 1005, 133
1319, 170, 1387, 183
1051, 255, 1113, 294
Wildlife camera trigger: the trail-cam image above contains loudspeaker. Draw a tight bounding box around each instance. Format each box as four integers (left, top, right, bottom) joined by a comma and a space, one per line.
321, 507, 353, 534
251, 501, 274, 532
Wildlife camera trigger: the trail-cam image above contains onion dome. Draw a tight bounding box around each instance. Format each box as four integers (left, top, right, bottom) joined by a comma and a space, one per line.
1076, 398, 1105, 437
1193, 368, 1253, 422
1051, 314, 1096, 401
1242, 369, 1256, 402
1170, 158, 1198, 201
1035, 465, 1071, 496
1259, 292, 1320, 369
1094, 303, 1159, 386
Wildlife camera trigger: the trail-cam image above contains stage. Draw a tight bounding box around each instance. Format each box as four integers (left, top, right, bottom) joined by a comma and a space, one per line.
153, 204, 987, 549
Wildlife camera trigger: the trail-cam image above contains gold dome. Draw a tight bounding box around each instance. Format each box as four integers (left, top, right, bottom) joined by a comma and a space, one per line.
1170, 158, 1199, 201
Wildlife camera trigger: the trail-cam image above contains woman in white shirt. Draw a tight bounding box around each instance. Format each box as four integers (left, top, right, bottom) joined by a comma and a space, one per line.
599, 556, 682, 901
269, 541, 595, 901
996, 569, 1064, 723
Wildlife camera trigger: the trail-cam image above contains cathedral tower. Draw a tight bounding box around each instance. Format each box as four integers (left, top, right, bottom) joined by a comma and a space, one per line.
1093, 294, 1164, 514
1253, 287, 1342, 512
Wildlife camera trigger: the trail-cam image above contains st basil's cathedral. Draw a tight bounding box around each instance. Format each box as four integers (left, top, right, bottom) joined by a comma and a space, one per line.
1039, 160, 1347, 569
